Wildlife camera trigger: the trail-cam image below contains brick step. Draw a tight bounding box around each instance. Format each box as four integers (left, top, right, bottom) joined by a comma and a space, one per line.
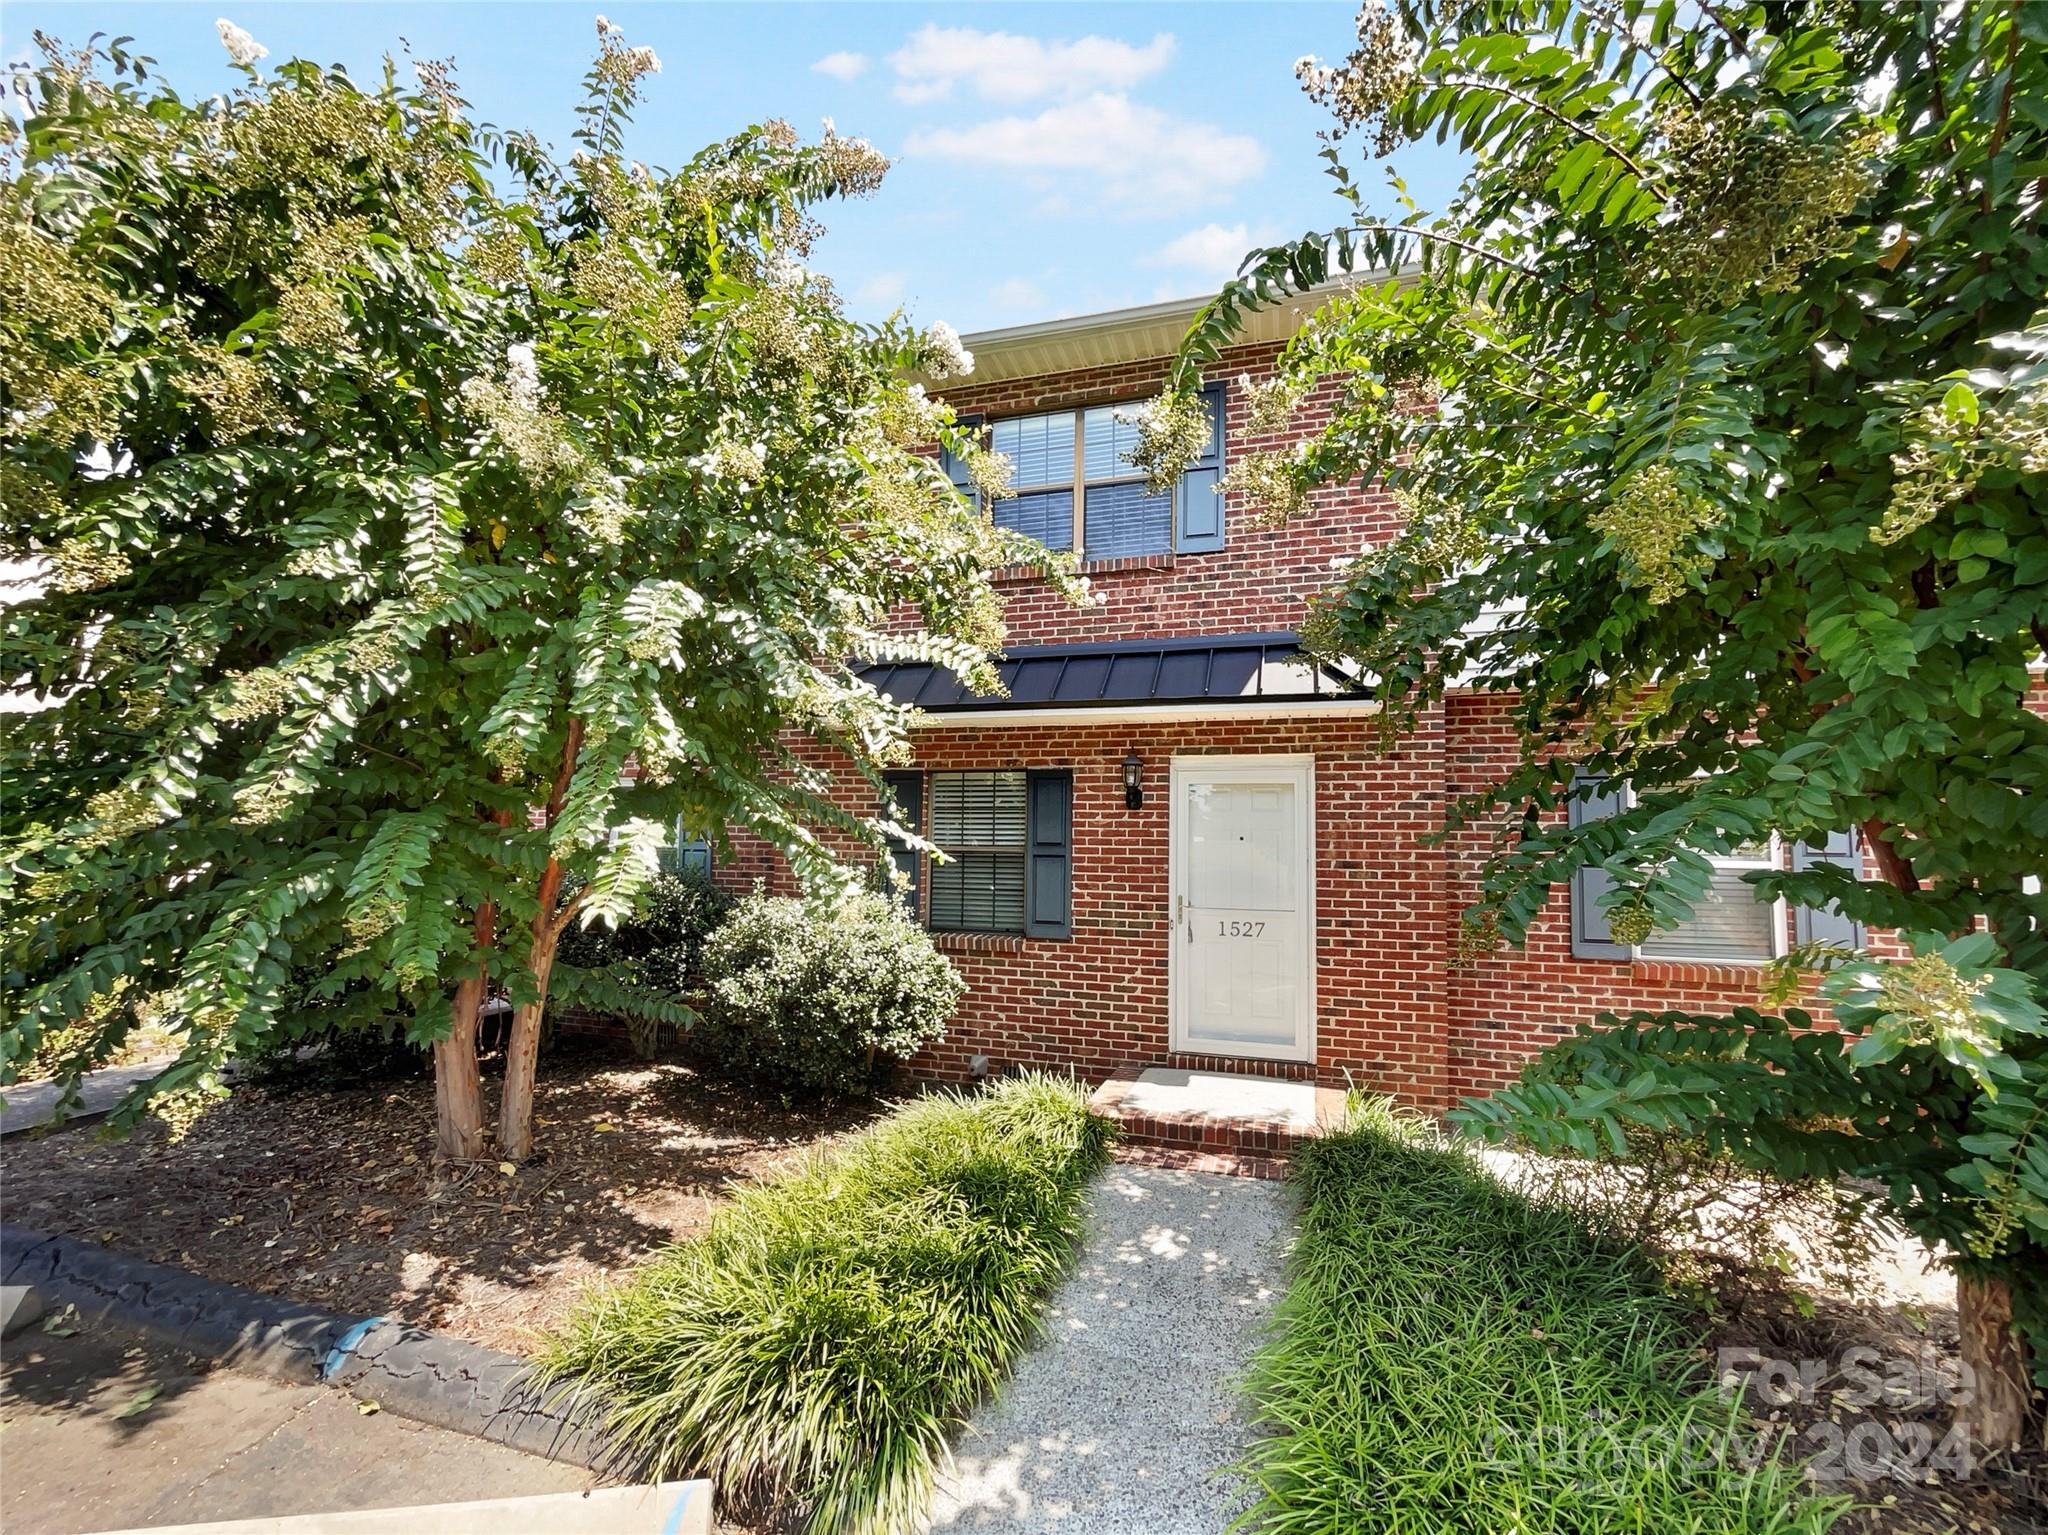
1088, 1064, 1348, 1171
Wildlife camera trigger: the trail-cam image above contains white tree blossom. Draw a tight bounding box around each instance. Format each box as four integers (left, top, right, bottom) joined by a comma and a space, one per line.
215, 18, 267, 68
922, 320, 974, 380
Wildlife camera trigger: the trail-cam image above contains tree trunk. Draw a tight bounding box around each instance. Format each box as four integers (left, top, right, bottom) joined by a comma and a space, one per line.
434, 989, 488, 1159
496, 719, 584, 1163
495, 921, 560, 1162
433, 900, 497, 1160
1958, 1272, 2033, 1454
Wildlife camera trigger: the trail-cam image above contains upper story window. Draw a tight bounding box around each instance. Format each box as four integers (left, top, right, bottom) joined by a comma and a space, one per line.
944, 385, 1226, 563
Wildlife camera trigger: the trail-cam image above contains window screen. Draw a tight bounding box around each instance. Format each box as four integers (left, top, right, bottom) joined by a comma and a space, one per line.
1635, 864, 1781, 963
928, 770, 1029, 932
991, 411, 1075, 489
1084, 480, 1174, 561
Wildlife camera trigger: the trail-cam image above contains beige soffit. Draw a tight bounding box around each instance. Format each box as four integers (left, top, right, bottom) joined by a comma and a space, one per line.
948, 270, 1407, 386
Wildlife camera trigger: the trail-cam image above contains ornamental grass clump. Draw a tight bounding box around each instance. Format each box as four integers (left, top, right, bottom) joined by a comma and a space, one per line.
534, 1071, 1114, 1535
1234, 1099, 1844, 1535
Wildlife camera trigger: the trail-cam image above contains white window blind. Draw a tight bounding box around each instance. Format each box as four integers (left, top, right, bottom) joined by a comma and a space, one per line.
928, 770, 1029, 933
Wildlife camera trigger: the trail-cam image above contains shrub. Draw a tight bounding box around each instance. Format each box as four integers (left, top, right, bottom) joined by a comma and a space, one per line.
556, 869, 732, 991
534, 1072, 1115, 1535
1235, 1099, 1844, 1535
240, 1012, 426, 1087
553, 870, 732, 1057
696, 889, 962, 1096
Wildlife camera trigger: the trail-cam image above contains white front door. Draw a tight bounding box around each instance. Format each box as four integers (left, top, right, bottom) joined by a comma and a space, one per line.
1170, 755, 1314, 1063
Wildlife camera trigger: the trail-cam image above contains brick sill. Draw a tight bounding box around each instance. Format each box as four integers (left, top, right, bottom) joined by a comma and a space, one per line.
1630, 959, 1773, 984
932, 931, 1028, 955
994, 553, 1176, 585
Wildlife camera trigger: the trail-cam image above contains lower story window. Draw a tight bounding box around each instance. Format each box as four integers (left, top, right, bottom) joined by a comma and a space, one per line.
1634, 839, 1785, 964
892, 768, 1073, 939
1569, 774, 1787, 966
928, 770, 1028, 932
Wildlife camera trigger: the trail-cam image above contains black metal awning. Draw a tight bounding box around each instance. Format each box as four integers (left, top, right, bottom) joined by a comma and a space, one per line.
857, 631, 1370, 714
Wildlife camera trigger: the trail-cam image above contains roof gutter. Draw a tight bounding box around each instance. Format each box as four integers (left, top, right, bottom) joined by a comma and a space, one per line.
936, 267, 1416, 386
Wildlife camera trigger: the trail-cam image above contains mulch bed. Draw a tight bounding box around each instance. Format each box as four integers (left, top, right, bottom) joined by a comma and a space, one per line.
1711, 1287, 2045, 1535
1, 1039, 883, 1355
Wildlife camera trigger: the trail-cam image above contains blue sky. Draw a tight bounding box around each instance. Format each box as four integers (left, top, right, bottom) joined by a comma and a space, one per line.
3, 3, 1466, 334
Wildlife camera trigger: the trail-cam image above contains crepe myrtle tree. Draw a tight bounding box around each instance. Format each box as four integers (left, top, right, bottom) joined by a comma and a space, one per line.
1144, 0, 2048, 1446
0, 22, 1054, 1162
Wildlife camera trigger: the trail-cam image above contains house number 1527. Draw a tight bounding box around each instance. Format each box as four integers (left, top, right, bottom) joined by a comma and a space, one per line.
1217, 920, 1266, 937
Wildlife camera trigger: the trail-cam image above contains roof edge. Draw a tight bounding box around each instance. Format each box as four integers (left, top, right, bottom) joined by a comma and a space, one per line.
939, 267, 1413, 387
991, 630, 1301, 660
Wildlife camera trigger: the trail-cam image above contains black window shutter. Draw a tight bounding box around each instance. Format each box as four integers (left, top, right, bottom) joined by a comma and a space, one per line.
1024, 770, 1073, 939
882, 771, 922, 919
939, 414, 984, 510
1175, 383, 1226, 554
1569, 772, 1630, 961
1793, 827, 1865, 949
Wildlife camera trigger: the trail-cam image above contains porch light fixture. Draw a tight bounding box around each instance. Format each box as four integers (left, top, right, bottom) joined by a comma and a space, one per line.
1122, 750, 1144, 810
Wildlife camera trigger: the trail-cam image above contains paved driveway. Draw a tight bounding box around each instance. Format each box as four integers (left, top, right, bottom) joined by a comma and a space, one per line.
0, 1317, 590, 1535
930, 1163, 1293, 1534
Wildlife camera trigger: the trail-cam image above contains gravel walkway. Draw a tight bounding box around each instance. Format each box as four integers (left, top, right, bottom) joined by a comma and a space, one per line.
930, 1163, 1293, 1534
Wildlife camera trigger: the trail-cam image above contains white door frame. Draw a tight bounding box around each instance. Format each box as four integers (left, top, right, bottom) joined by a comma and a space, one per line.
1167, 753, 1316, 1065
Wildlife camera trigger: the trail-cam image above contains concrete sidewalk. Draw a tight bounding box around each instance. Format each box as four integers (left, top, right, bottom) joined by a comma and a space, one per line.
1, 1058, 172, 1137
930, 1163, 1293, 1534
0, 1317, 593, 1535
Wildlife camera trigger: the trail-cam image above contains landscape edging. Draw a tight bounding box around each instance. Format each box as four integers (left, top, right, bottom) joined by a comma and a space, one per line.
0, 1224, 618, 1472
0, 1222, 358, 1382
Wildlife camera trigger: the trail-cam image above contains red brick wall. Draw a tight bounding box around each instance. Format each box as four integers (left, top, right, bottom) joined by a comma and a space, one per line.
704, 346, 2018, 1112
737, 693, 1865, 1111
900, 346, 1821, 1104
1442, 692, 1824, 1098
724, 710, 1453, 1104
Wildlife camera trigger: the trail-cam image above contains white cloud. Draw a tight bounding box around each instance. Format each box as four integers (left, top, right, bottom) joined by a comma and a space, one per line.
1146, 222, 1279, 281
892, 79, 954, 107
888, 25, 1174, 105
988, 277, 1048, 314
811, 50, 869, 82
906, 94, 1267, 213
853, 272, 907, 309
